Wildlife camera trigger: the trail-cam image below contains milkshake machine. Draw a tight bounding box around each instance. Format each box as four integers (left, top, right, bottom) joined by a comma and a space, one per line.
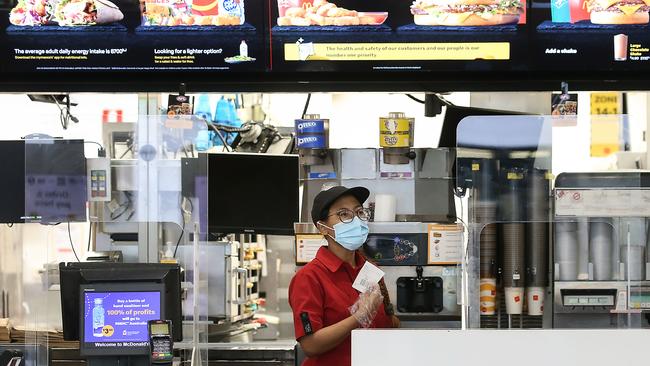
553, 172, 650, 329
294, 112, 462, 327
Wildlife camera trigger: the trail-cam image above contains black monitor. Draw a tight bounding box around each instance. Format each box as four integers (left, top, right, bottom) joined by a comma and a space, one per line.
0, 139, 87, 223
438, 106, 528, 149
0, 141, 26, 223
25, 139, 87, 223
439, 106, 531, 198
207, 152, 299, 236
59, 262, 183, 357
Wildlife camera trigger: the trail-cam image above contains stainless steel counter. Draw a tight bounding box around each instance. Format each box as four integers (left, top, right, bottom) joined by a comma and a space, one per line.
175, 340, 297, 366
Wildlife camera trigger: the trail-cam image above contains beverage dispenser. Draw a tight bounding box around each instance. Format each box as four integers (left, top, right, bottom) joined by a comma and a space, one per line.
295, 113, 341, 223
379, 112, 414, 165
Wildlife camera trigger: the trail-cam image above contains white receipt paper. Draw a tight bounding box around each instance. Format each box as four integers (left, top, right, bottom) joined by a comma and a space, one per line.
353, 262, 385, 293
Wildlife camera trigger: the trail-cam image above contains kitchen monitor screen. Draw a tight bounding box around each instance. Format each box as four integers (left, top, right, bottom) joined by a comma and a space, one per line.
207, 152, 299, 235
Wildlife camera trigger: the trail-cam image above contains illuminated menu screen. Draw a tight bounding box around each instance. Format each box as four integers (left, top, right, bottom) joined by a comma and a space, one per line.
0, 0, 649, 80
0, 0, 266, 72
270, 0, 529, 72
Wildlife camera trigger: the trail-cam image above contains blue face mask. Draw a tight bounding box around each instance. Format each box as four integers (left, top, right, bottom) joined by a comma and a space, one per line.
320, 217, 369, 251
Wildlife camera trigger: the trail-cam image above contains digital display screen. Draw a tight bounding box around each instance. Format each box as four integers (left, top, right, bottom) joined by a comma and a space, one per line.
0, 0, 266, 73
24, 139, 87, 223
0, 0, 649, 84
270, 0, 527, 73
150, 323, 169, 335
83, 291, 161, 345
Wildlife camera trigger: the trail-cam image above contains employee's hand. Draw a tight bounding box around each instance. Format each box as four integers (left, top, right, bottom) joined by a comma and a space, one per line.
390, 315, 400, 328
350, 284, 383, 328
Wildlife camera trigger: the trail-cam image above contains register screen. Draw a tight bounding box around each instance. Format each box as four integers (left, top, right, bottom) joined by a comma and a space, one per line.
83, 291, 161, 344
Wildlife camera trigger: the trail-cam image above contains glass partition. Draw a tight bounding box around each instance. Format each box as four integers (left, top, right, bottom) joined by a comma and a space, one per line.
457, 114, 649, 331
0, 114, 217, 366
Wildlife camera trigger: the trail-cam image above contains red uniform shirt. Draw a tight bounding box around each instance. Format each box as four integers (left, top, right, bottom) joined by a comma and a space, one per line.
289, 246, 394, 366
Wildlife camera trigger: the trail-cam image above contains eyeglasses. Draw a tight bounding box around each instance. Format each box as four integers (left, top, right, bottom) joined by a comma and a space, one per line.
326, 207, 371, 223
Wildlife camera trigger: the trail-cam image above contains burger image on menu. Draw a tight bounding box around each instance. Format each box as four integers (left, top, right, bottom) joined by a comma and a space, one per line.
409, 0, 524, 25
584, 0, 650, 24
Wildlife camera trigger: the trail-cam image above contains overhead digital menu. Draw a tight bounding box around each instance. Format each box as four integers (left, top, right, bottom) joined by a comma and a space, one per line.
1, 0, 265, 72
535, 0, 650, 71
270, 0, 529, 72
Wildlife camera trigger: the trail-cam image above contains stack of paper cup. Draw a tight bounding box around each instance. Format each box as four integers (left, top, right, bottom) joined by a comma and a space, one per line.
527, 287, 545, 316
480, 278, 497, 315
590, 220, 614, 281
374, 194, 397, 222
555, 220, 578, 281
577, 218, 590, 280
505, 287, 524, 315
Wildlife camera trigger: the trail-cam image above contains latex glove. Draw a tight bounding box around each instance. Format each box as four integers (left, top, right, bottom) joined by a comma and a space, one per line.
349, 284, 383, 328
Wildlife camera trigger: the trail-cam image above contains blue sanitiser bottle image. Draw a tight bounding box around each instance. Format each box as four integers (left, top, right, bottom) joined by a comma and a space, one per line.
92, 298, 105, 337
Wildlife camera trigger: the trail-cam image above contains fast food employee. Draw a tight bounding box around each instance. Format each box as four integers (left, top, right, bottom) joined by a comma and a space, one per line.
289, 186, 399, 366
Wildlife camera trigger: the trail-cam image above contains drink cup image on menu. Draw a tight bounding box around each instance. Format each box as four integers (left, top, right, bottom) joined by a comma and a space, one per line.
614, 34, 628, 61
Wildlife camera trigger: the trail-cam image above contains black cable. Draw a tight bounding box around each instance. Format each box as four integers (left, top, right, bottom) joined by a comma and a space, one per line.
203, 118, 231, 152
213, 123, 253, 133
173, 196, 190, 258
119, 142, 134, 159
84, 141, 104, 150
302, 93, 312, 118
406, 94, 425, 104
173, 215, 185, 258
53, 97, 69, 129
67, 222, 81, 262
87, 221, 93, 252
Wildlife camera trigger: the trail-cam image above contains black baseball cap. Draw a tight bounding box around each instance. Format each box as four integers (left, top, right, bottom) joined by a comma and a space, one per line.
311, 186, 370, 224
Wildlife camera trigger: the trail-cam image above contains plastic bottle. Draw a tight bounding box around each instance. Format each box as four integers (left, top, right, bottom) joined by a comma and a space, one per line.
92, 298, 105, 337
195, 129, 213, 151
194, 94, 213, 122
240, 40, 248, 57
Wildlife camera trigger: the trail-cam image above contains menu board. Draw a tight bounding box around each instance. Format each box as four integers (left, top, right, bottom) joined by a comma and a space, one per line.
270, 0, 528, 72
0, 0, 649, 85
0, 0, 266, 72
535, 0, 650, 73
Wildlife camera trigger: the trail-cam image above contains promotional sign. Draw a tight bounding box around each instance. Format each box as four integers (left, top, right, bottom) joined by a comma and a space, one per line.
270, 0, 528, 72
590, 92, 622, 157
427, 223, 463, 265
537, 0, 650, 74
83, 291, 161, 345
1, 0, 265, 72
295, 234, 327, 264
